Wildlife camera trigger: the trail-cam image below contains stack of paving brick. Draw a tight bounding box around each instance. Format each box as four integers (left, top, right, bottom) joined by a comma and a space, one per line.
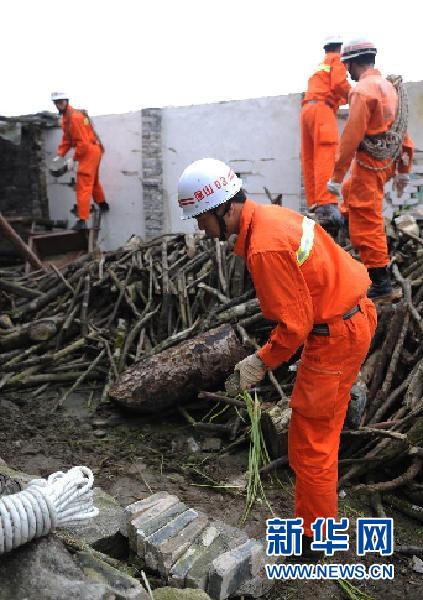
120, 492, 273, 600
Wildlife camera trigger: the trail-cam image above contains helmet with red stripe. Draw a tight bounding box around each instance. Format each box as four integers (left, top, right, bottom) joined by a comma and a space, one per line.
178, 158, 242, 220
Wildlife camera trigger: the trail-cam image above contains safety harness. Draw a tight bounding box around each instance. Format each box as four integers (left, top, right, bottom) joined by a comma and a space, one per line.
357, 74, 408, 171
64, 106, 104, 152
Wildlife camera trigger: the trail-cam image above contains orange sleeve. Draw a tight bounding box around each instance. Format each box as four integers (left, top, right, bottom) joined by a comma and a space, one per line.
57, 123, 71, 157
397, 133, 414, 174
333, 92, 370, 182
59, 111, 91, 162
331, 60, 350, 105
249, 251, 314, 369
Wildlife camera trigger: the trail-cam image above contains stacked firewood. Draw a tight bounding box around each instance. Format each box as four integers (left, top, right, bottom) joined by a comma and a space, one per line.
0, 234, 268, 405
0, 226, 422, 499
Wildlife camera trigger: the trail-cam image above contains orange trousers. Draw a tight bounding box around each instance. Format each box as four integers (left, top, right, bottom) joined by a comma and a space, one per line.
288, 297, 376, 537
341, 158, 393, 268
301, 102, 339, 207
76, 144, 106, 220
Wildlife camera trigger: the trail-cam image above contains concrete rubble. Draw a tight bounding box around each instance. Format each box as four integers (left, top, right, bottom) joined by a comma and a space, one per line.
122, 492, 273, 600
0, 464, 271, 599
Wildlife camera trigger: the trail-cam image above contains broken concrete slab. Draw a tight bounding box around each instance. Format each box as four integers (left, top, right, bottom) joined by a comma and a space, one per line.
66, 487, 127, 558
234, 569, 274, 598
77, 551, 149, 599
0, 462, 34, 487
0, 535, 135, 600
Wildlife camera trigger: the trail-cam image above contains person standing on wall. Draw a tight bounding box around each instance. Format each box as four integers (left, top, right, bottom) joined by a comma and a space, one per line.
326, 39, 414, 299
51, 92, 109, 230
301, 35, 350, 235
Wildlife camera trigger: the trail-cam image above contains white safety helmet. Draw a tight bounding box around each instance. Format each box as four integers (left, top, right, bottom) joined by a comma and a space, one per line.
341, 38, 377, 62
51, 91, 69, 102
323, 35, 343, 47
178, 158, 242, 220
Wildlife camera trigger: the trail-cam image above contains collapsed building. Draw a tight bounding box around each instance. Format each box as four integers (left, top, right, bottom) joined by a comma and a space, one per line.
1, 85, 423, 599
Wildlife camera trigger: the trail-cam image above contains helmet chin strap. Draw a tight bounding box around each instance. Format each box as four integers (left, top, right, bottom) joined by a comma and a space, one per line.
212, 202, 230, 242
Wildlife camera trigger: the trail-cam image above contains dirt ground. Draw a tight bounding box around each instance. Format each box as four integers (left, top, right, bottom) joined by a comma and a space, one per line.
0, 390, 422, 600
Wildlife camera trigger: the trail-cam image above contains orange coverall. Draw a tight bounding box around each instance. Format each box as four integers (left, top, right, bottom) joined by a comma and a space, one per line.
58, 106, 106, 221
234, 199, 376, 536
333, 69, 414, 268
301, 53, 350, 208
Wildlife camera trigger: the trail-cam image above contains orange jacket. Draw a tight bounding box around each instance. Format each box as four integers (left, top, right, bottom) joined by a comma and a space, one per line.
333, 69, 414, 180
58, 106, 102, 162
234, 199, 370, 369
303, 52, 350, 110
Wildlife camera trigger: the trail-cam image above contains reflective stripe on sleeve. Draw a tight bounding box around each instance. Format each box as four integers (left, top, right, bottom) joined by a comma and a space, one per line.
315, 63, 331, 73
296, 217, 315, 266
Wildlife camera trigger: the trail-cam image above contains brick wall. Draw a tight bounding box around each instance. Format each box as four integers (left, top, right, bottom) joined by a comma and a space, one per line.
141, 108, 165, 238
0, 119, 48, 218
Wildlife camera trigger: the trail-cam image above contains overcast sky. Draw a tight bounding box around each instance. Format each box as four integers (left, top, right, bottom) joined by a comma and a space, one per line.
2, 0, 422, 117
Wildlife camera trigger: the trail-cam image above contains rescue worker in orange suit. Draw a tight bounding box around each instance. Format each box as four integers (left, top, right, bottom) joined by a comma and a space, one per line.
301, 35, 350, 233
51, 92, 109, 230
178, 158, 376, 560
327, 39, 414, 299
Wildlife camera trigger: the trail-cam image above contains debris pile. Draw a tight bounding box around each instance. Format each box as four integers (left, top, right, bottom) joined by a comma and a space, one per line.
0, 225, 422, 501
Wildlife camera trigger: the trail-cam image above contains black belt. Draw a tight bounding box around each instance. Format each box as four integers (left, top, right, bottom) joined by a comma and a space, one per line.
303, 99, 334, 109
311, 305, 360, 336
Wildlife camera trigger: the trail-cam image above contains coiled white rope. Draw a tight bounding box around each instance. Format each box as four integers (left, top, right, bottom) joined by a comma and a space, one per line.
0, 466, 99, 553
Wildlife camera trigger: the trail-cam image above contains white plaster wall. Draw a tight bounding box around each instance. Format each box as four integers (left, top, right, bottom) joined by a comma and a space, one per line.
44, 111, 144, 250
405, 82, 423, 150
44, 81, 423, 250
161, 94, 302, 234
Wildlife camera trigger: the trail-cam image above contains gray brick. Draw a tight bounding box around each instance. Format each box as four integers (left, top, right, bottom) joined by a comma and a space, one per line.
120, 492, 171, 537
144, 509, 199, 571
158, 513, 209, 575
170, 524, 220, 587
207, 540, 265, 600
128, 495, 179, 552
178, 522, 248, 591
138, 502, 187, 540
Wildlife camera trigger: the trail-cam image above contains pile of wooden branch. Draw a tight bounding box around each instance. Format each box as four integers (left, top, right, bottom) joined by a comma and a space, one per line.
0, 225, 422, 499
0, 234, 271, 406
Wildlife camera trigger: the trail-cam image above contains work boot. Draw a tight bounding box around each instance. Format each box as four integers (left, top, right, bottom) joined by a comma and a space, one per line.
72, 219, 87, 231
301, 535, 325, 562
70, 204, 78, 215
98, 202, 110, 212
367, 267, 393, 299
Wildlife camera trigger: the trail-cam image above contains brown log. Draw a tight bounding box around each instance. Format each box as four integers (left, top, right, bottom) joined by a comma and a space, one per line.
109, 324, 248, 413
384, 494, 423, 524
198, 391, 246, 408
0, 279, 42, 299
260, 455, 289, 475
394, 546, 423, 555
0, 212, 45, 271
0, 318, 61, 351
